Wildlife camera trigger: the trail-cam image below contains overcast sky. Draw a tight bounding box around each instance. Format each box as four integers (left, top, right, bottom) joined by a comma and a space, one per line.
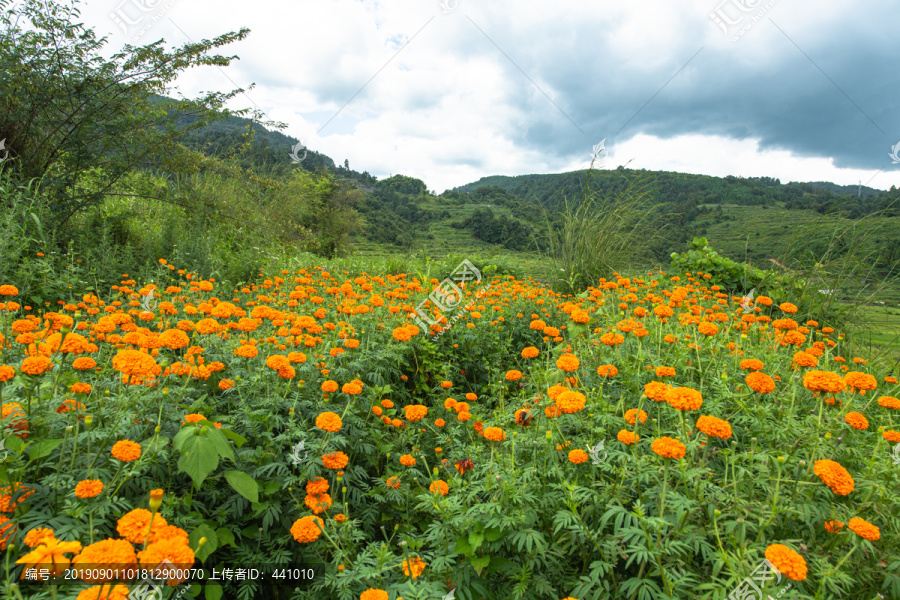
77, 0, 900, 193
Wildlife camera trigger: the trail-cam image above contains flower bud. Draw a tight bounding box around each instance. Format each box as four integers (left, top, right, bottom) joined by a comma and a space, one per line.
149, 489, 163, 512
546, 430, 552, 440
85, 415, 93, 426
198, 536, 208, 548
777, 456, 786, 464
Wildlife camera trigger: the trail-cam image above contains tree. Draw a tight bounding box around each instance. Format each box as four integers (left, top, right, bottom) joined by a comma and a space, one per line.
0, 0, 274, 228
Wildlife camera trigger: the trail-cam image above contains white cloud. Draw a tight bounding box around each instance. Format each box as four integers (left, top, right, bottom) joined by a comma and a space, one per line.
77, 0, 900, 192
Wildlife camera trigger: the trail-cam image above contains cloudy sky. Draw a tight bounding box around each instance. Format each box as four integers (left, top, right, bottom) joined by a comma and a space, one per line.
77, 0, 900, 193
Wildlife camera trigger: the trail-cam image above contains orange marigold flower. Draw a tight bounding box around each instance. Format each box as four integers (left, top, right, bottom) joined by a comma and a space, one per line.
695, 415, 732, 439
505, 369, 523, 381
483, 427, 506, 442
111, 349, 157, 376
665, 387, 703, 411
429, 480, 449, 495
624, 409, 648, 425
882, 430, 900, 443
600, 332, 625, 346
844, 371, 877, 393
385, 476, 401, 489
306, 477, 329, 496
644, 381, 671, 402
792, 351, 818, 368
617, 429, 638, 445
291, 516, 324, 543
304, 492, 332, 514
651, 436, 686, 459
556, 390, 586, 414
315, 412, 342, 433
597, 364, 618, 377
877, 396, 900, 410
803, 370, 846, 394
779, 302, 798, 314
342, 381, 363, 395
71, 382, 92, 394
403, 405, 428, 422
521, 346, 539, 359
321, 380, 339, 393
136, 538, 195, 585
556, 354, 580, 372
0, 402, 28, 439
70, 539, 137, 583
322, 451, 349, 469
74, 479, 103, 499
0, 285, 18, 296
434, 418, 445, 427
360, 589, 389, 600
746, 372, 775, 394
117, 508, 167, 544
24, 528, 56, 548
20, 355, 52, 375
697, 322, 719, 336
402, 556, 427, 579
654, 366, 675, 377
764, 544, 806, 581
111, 440, 141, 462
400, 454, 416, 466
739, 358, 764, 371
813, 459, 854, 495
392, 327, 412, 341
440, 380, 453, 389
71, 357, 97, 371
824, 519, 844, 533
844, 411, 868, 430
848, 517, 879, 541
568, 449, 589, 464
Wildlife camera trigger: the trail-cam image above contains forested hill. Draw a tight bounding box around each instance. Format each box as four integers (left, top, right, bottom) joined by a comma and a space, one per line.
450, 170, 896, 217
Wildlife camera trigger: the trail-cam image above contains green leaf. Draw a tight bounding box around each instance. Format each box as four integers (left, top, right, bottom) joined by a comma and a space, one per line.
454, 536, 473, 556
178, 435, 219, 489
189, 523, 218, 562
172, 426, 195, 452
205, 427, 234, 462
224, 470, 258, 503
471, 555, 490, 576
468, 531, 484, 551
219, 428, 247, 448
4, 435, 26, 455
215, 528, 236, 548
204, 583, 223, 600
27, 439, 63, 460
484, 526, 504, 542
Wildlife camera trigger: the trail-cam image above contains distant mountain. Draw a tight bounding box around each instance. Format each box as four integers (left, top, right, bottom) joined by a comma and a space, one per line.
801, 181, 880, 198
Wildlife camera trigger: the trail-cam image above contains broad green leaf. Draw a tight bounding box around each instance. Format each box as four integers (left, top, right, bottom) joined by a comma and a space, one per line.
27, 439, 63, 460
204, 583, 223, 600
219, 428, 247, 448
484, 526, 504, 542
178, 436, 219, 489
215, 528, 236, 548
471, 555, 490, 576
454, 536, 473, 556
188, 523, 218, 562
205, 427, 234, 462
172, 426, 195, 452
468, 531, 484, 551
224, 470, 258, 503
4, 436, 26, 455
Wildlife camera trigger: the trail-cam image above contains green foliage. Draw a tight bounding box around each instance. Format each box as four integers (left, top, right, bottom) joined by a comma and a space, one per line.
670, 237, 767, 293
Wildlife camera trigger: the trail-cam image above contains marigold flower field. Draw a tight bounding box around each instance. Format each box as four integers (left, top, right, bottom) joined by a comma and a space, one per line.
0, 261, 898, 600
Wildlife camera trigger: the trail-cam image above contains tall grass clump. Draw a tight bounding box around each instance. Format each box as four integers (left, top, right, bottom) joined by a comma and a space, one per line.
540, 167, 657, 295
